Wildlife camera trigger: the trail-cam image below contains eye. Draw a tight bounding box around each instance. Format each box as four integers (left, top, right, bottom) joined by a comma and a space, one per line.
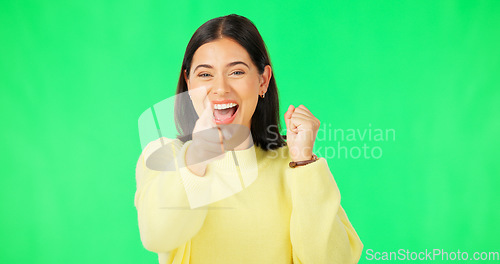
198, 73, 212, 78
231, 70, 245, 76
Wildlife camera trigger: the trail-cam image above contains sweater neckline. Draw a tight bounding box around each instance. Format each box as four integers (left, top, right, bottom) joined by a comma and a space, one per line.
207, 143, 277, 173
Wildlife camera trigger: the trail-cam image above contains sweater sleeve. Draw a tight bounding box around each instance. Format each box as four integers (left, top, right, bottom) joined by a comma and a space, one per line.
286, 158, 363, 264
134, 139, 210, 253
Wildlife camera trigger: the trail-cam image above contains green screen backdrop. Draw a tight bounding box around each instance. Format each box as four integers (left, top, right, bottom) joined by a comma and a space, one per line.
1, 0, 499, 263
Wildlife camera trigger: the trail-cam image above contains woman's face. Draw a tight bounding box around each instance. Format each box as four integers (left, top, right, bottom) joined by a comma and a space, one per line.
185, 37, 271, 128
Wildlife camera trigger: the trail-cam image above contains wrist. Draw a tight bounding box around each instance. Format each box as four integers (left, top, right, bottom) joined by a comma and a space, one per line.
185, 144, 208, 177
292, 155, 313, 162
291, 150, 313, 162
187, 163, 207, 177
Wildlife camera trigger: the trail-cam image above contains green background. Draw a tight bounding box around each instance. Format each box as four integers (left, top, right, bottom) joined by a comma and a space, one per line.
1, 0, 499, 263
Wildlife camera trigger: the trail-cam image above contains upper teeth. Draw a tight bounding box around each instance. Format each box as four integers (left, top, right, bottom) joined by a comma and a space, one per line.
214, 103, 238, 110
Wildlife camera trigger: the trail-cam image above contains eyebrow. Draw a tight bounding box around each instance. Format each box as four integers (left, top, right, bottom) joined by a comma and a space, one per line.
193, 61, 250, 73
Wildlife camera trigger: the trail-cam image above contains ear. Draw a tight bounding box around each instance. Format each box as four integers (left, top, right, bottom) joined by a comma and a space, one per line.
259, 65, 272, 94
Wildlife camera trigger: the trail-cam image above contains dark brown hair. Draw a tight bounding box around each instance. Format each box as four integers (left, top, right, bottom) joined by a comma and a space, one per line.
175, 14, 285, 150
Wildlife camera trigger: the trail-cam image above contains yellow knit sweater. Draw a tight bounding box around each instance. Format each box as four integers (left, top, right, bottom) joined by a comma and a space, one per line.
134, 138, 363, 264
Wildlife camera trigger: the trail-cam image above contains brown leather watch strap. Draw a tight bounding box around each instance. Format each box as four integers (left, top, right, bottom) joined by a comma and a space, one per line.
289, 154, 319, 168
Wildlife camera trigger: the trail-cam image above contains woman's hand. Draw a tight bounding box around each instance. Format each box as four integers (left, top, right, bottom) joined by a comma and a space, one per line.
185, 100, 225, 176
284, 105, 320, 162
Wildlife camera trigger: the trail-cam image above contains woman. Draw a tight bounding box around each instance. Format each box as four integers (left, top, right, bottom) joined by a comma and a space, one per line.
135, 14, 363, 264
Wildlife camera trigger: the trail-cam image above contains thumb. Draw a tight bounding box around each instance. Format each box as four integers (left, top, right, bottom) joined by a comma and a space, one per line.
284, 104, 295, 121
199, 98, 214, 123
194, 97, 215, 133
284, 105, 295, 131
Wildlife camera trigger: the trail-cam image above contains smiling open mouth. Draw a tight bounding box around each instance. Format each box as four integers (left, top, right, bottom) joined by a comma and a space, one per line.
213, 103, 239, 124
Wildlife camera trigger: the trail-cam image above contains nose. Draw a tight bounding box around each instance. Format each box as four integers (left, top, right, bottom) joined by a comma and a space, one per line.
211, 75, 231, 96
